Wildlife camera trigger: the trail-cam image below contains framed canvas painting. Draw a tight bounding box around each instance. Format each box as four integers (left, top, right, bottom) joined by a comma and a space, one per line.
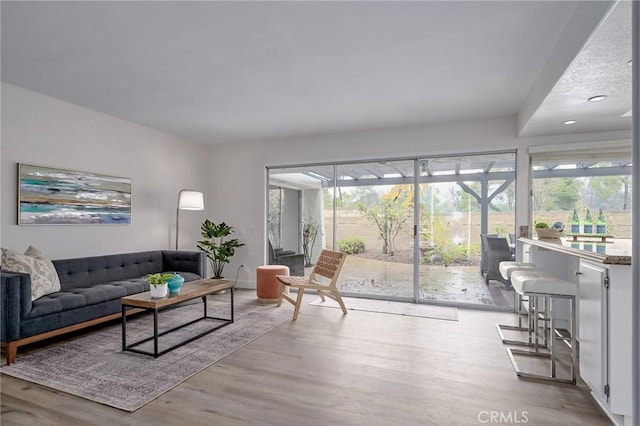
18, 164, 131, 225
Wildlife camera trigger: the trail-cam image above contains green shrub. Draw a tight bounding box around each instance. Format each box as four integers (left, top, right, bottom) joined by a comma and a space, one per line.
425, 244, 469, 267
338, 237, 366, 254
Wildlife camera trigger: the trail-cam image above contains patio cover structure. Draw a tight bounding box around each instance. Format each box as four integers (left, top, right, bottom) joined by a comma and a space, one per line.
274, 153, 632, 237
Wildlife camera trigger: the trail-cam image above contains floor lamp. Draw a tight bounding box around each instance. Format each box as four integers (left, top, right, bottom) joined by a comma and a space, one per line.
176, 189, 205, 250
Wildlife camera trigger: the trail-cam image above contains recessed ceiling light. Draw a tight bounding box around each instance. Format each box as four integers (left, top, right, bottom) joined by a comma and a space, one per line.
621, 109, 632, 118
588, 95, 608, 102
563, 120, 577, 125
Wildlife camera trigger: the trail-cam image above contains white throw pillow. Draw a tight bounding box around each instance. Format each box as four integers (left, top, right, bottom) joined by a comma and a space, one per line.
24, 245, 45, 257
1, 247, 61, 301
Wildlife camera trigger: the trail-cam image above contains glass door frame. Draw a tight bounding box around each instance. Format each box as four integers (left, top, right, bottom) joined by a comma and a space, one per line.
266, 148, 518, 310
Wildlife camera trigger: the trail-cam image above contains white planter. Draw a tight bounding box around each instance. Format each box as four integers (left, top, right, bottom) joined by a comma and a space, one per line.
149, 283, 168, 298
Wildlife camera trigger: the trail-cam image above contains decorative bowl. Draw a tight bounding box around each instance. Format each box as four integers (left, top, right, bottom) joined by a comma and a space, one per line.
167, 274, 184, 294
535, 227, 563, 239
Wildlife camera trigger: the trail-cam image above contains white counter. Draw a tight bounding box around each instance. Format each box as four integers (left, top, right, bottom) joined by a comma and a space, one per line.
518, 237, 632, 426
519, 237, 631, 265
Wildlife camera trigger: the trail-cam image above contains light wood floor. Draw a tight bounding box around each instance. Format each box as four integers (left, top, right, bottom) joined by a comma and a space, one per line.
1, 290, 611, 425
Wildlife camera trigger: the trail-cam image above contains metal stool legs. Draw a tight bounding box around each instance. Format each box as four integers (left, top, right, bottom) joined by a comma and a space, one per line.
496, 264, 548, 348
496, 293, 538, 346
507, 293, 576, 384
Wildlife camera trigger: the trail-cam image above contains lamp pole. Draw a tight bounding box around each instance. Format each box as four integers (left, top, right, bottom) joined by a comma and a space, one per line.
175, 202, 181, 250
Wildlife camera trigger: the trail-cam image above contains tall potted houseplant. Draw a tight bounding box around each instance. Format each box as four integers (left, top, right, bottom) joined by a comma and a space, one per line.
301, 218, 321, 267
197, 220, 245, 278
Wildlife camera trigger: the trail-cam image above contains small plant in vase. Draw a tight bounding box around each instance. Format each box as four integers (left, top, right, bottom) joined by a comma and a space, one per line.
145, 273, 174, 298
197, 220, 245, 278
534, 221, 562, 239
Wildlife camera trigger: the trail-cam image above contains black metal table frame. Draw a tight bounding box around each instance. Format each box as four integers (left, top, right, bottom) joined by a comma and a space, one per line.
121, 289, 234, 358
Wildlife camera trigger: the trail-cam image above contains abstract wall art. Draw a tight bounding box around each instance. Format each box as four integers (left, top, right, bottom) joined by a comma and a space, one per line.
18, 164, 131, 225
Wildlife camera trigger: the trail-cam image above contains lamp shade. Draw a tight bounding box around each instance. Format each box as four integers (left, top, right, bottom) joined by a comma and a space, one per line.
178, 190, 204, 210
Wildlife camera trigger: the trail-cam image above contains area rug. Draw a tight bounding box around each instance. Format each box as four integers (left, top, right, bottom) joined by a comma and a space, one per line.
0, 296, 292, 412
309, 297, 458, 321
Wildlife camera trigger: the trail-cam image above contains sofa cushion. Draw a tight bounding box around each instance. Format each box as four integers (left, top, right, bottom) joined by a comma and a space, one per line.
54, 251, 163, 290
172, 271, 201, 282
25, 272, 200, 319
27, 278, 148, 319
1, 248, 61, 301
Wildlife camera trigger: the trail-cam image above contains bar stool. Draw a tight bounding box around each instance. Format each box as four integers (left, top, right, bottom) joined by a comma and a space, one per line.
511, 269, 556, 351
496, 262, 541, 346
507, 273, 577, 384
498, 262, 537, 281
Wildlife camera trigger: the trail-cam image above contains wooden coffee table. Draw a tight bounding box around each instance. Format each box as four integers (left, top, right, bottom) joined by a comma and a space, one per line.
121, 278, 234, 358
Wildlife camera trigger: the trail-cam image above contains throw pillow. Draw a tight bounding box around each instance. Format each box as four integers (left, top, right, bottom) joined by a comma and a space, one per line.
1, 247, 61, 300
24, 245, 45, 257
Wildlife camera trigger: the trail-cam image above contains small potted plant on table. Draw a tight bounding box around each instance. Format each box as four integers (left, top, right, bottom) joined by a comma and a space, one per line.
535, 221, 563, 240
145, 273, 174, 298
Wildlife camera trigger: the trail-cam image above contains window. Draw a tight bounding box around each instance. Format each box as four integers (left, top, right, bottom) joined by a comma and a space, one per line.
530, 143, 632, 238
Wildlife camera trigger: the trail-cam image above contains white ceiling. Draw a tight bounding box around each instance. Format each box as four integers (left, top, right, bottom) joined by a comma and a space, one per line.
521, 0, 632, 136
0, 1, 631, 145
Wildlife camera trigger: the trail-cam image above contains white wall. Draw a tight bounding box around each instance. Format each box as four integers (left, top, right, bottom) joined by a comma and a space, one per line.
1, 84, 630, 287
1, 83, 211, 259
209, 116, 631, 288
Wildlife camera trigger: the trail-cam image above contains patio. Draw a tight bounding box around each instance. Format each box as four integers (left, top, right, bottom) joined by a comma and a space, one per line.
306, 254, 514, 308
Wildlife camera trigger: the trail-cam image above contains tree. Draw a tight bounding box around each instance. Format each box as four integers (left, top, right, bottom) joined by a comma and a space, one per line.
447, 186, 463, 211
322, 188, 334, 209
301, 218, 321, 266
358, 185, 411, 255
267, 188, 282, 247
350, 186, 379, 207
588, 175, 631, 210
488, 181, 515, 212
532, 178, 582, 211
503, 182, 515, 212
419, 184, 446, 214
454, 182, 481, 212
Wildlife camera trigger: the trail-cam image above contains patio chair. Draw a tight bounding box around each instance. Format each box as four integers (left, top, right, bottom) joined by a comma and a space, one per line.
276, 249, 347, 320
508, 233, 517, 256
480, 234, 498, 276
485, 236, 514, 285
269, 240, 305, 276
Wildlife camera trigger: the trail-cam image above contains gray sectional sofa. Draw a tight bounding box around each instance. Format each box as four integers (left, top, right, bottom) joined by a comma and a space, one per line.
1, 250, 205, 364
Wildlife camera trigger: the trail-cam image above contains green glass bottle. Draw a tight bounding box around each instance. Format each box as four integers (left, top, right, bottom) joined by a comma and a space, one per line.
596, 209, 606, 235
570, 209, 580, 235
583, 209, 593, 234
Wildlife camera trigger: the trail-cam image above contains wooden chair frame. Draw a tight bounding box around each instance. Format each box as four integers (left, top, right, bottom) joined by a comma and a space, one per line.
276, 249, 347, 320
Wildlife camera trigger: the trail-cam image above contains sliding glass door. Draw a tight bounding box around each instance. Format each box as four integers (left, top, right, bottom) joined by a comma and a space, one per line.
417, 153, 516, 308
267, 151, 516, 309
335, 160, 415, 299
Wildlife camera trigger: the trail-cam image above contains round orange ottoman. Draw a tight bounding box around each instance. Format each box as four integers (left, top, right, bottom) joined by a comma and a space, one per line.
257, 265, 290, 303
